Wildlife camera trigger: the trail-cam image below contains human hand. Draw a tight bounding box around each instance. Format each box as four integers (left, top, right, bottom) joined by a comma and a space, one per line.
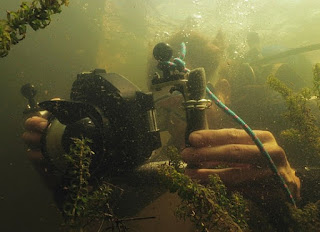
22, 115, 63, 190
181, 129, 301, 202
22, 116, 48, 162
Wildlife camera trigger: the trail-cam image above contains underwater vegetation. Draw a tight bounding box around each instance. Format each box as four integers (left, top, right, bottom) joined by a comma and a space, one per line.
56, 129, 320, 231
288, 200, 320, 232
159, 165, 248, 232
57, 137, 122, 231
159, 146, 249, 232
55, 137, 156, 232
267, 64, 320, 166
61, 137, 96, 228
0, 0, 69, 57
54, 138, 250, 231
265, 63, 320, 231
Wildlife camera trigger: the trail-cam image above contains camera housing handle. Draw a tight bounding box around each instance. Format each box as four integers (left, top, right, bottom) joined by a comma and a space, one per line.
152, 42, 210, 146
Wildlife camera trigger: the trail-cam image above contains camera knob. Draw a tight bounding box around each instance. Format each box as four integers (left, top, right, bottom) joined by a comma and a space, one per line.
153, 42, 173, 62
21, 83, 37, 100
20, 83, 40, 114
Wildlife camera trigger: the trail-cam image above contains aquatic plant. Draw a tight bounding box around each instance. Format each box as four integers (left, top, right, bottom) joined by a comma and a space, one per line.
59, 139, 250, 231
159, 146, 249, 232
51, 136, 320, 231
61, 137, 95, 228
267, 72, 320, 166
158, 134, 320, 231
287, 201, 320, 232
0, 0, 69, 57
266, 64, 320, 230
58, 137, 157, 232
58, 137, 121, 231
161, 145, 185, 172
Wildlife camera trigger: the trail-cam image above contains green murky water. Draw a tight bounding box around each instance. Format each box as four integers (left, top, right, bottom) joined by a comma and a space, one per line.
1, 0, 320, 231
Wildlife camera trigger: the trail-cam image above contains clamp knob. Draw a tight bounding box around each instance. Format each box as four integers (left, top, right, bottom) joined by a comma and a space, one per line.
153, 42, 173, 62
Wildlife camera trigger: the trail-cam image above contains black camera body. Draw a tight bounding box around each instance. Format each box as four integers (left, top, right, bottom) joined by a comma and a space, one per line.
39, 69, 161, 176
22, 42, 209, 178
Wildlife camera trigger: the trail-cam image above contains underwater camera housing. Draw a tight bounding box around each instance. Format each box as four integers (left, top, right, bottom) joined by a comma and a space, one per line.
21, 41, 208, 177
37, 69, 161, 176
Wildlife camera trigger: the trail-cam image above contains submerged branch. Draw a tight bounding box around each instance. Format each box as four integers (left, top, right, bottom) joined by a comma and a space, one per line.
252, 43, 320, 66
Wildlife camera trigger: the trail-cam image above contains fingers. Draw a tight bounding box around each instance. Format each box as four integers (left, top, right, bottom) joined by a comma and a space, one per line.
278, 167, 301, 200
24, 116, 48, 132
182, 143, 287, 167
182, 128, 301, 201
22, 116, 49, 152
22, 131, 42, 147
188, 129, 275, 147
